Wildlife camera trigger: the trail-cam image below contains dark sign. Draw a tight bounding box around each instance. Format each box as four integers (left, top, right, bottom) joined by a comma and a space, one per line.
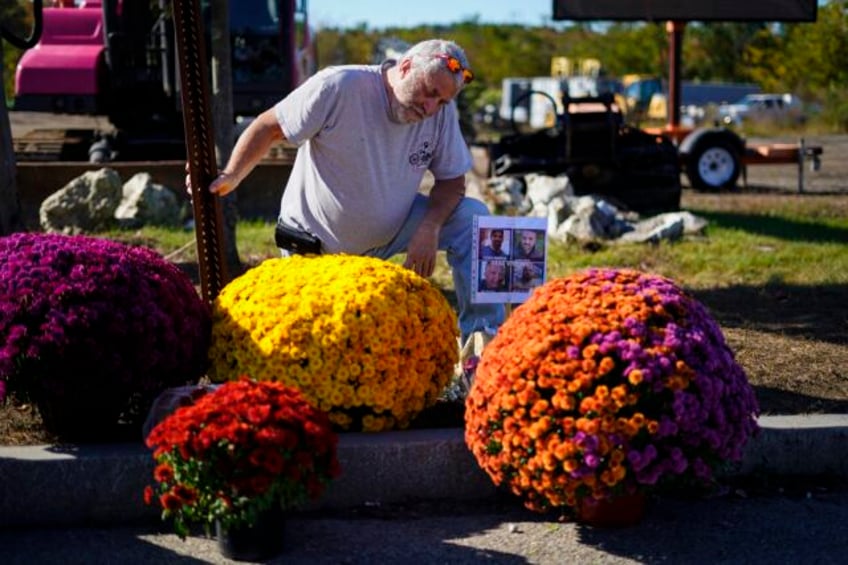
552, 0, 817, 22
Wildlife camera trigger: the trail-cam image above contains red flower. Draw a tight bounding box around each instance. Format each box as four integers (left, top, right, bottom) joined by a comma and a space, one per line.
246, 404, 272, 425
160, 491, 184, 511
145, 377, 341, 537
172, 484, 198, 504
143, 486, 154, 506
248, 447, 285, 474
153, 463, 174, 483
248, 475, 273, 495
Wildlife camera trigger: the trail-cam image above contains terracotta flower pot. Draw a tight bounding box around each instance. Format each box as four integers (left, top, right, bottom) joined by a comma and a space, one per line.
577, 492, 647, 528
216, 507, 286, 562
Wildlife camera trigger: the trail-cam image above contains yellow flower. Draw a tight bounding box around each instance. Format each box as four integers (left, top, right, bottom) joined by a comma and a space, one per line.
209, 255, 458, 431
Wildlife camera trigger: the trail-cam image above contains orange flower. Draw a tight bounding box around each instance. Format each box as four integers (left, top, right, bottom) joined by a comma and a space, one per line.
628, 369, 644, 385
465, 268, 759, 514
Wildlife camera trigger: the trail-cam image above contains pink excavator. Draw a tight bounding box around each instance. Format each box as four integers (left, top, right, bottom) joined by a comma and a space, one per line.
14, 0, 314, 161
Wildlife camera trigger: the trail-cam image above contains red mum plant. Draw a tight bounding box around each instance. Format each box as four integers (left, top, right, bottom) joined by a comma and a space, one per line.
465, 268, 759, 515
145, 377, 341, 538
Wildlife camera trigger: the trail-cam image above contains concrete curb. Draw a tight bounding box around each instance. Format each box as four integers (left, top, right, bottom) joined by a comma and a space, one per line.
2, 415, 847, 527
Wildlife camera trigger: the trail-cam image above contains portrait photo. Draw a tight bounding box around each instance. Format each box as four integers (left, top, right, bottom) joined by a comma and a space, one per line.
479, 228, 511, 259
472, 215, 547, 304
478, 260, 509, 293
511, 260, 544, 291
513, 229, 546, 261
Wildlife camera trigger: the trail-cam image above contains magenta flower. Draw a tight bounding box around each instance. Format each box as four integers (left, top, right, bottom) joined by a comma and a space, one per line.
0, 232, 211, 440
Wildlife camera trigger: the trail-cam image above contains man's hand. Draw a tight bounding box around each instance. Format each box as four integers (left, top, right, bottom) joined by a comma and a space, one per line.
208, 172, 239, 196
184, 163, 239, 198
404, 221, 439, 277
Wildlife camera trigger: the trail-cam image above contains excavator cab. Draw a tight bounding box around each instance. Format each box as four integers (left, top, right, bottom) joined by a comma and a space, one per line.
14, 0, 311, 161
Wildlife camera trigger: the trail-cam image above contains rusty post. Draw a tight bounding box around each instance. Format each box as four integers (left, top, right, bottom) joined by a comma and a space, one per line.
171, 0, 228, 303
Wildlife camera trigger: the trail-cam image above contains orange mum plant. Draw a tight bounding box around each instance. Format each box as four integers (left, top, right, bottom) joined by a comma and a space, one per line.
465, 268, 759, 513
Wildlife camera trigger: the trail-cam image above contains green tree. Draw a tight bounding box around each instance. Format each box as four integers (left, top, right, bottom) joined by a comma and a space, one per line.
2, 1, 31, 103
596, 22, 667, 77
683, 22, 768, 82
778, 1, 848, 96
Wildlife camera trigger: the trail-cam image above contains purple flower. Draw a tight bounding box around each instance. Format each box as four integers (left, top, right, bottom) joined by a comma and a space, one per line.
465, 267, 760, 513
0, 233, 211, 440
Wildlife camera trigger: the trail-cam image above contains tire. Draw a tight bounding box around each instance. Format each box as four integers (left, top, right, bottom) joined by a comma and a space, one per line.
685, 140, 741, 190
88, 139, 113, 164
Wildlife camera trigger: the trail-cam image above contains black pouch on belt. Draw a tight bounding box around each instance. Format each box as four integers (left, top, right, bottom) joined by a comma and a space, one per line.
274, 222, 322, 255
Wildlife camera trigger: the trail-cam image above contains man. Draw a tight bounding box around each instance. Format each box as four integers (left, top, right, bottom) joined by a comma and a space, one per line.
196, 39, 503, 342
514, 229, 544, 260
480, 229, 507, 258
512, 261, 543, 291
479, 261, 507, 292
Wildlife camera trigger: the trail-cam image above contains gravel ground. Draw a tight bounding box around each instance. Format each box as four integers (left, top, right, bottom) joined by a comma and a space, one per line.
718, 134, 846, 195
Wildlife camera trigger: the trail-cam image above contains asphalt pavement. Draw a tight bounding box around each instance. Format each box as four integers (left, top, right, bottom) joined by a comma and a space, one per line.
2, 484, 848, 564
3, 417, 848, 563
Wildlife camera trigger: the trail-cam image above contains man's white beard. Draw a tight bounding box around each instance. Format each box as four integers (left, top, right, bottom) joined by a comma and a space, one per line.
389, 98, 423, 124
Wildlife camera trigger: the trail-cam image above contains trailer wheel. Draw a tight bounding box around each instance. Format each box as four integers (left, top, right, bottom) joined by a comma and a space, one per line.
685, 140, 740, 190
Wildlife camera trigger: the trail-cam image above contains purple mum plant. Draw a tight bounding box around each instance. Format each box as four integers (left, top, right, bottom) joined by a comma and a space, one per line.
0, 232, 211, 441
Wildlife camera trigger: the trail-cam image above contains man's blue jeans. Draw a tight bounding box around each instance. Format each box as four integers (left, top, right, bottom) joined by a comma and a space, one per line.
364, 194, 505, 343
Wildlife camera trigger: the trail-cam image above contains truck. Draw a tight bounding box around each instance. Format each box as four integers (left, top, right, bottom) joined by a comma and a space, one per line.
538, 1, 824, 198
12, 0, 314, 162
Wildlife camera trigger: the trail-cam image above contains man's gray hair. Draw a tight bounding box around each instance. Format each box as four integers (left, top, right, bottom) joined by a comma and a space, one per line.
401, 39, 471, 91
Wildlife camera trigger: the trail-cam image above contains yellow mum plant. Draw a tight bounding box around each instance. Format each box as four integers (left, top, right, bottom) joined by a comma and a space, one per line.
208, 255, 459, 431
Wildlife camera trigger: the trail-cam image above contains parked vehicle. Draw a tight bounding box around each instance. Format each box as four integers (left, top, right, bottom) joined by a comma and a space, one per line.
620, 76, 761, 125
718, 93, 805, 127
13, 0, 314, 161
491, 58, 820, 200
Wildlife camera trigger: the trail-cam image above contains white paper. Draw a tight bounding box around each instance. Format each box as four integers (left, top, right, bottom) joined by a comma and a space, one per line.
472, 215, 548, 304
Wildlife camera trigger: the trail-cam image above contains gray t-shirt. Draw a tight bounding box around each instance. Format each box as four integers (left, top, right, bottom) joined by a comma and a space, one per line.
274, 63, 472, 254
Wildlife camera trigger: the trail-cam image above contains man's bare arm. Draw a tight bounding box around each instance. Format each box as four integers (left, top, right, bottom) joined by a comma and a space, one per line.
209, 108, 286, 196
404, 174, 466, 277
422, 175, 466, 228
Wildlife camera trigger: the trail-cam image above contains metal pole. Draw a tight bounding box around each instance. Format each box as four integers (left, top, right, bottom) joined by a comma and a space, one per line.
171, 0, 228, 303
666, 21, 685, 130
